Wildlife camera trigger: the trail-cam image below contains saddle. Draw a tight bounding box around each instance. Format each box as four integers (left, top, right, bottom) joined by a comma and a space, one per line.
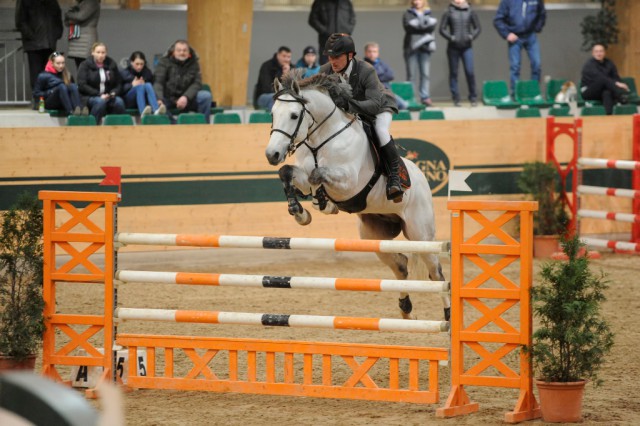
322, 120, 410, 214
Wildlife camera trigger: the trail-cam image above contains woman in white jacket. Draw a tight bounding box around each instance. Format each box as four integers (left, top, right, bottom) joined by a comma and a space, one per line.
402, 0, 437, 106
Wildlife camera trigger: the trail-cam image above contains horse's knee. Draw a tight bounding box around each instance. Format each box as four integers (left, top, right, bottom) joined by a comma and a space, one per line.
309, 167, 327, 185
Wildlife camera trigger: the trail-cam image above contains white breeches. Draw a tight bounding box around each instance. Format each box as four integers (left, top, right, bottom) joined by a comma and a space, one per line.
375, 111, 392, 146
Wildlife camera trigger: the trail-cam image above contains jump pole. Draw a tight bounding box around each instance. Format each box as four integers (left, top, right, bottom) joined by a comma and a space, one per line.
39, 190, 539, 423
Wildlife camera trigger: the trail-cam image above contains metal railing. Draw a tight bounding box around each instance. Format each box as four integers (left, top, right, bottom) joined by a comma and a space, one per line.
0, 33, 30, 106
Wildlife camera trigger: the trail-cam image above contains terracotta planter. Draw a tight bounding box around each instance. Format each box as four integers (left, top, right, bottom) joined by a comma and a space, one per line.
533, 235, 560, 258
0, 354, 36, 371
536, 379, 586, 423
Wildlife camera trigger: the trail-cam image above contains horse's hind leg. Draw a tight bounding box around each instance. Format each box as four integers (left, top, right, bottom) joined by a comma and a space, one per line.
402, 215, 451, 322
358, 214, 415, 319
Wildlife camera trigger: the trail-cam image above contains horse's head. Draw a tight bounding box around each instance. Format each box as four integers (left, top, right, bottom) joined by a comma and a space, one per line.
265, 71, 350, 166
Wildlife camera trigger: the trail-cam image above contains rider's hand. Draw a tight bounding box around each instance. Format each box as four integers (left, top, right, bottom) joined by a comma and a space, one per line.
334, 96, 350, 111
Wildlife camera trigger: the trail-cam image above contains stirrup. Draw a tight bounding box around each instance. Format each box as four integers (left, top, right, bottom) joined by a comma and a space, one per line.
386, 180, 404, 202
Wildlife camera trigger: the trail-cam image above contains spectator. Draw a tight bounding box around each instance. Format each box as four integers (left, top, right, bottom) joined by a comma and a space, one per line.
15, 0, 62, 92
153, 40, 212, 123
308, 0, 356, 65
363, 42, 408, 110
439, 0, 481, 107
493, 0, 546, 96
77, 42, 125, 124
254, 46, 292, 111
295, 46, 321, 79
320, 34, 406, 202
64, 0, 101, 72
33, 51, 86, 116
402, 0, 437, 107
580, 43, 629, 115
120, 51, 165, 117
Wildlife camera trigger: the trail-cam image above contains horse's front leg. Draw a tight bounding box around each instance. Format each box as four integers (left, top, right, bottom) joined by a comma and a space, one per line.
278, 165, 312, 225
310, 185, 339, 215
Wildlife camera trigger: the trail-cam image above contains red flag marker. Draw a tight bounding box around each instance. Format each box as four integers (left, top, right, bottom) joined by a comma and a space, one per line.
100, 166, 122, 197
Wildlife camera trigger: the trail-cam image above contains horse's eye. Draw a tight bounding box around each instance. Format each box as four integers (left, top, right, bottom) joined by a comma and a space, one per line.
291, 113, 299, 120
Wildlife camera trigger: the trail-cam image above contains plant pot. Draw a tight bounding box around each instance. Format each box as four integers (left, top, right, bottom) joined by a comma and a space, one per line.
0, 354, 37, 371
533, 235, 560, 258
536, 379, 586, 423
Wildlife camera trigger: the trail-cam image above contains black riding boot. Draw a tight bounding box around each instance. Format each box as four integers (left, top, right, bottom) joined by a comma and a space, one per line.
380, 139, 404, 202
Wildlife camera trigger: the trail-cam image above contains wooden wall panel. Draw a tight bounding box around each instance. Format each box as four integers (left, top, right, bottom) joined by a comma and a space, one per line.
187, 0, 253, 107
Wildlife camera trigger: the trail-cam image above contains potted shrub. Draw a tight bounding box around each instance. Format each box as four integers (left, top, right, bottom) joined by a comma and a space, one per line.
518, 161, 569, 257
530, 235, 614, 422
0, 194, 45, 370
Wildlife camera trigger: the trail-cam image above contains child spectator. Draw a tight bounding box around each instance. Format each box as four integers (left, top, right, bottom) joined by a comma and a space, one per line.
120, 51, 165, 117
77, 42, 125, 124
295, 46, 321, 79
33, 51, 86, 116
363, 42, 408, 110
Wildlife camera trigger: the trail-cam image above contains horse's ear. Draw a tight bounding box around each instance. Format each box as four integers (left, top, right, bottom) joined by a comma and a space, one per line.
274, 78, 283, 93
292, 80, 300, 95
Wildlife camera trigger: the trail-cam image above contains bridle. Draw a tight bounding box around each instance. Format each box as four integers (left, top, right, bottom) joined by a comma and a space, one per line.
270, 89, 356, 167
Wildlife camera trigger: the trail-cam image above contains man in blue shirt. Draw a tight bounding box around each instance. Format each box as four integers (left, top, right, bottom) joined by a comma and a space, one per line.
494, 0, 546, 96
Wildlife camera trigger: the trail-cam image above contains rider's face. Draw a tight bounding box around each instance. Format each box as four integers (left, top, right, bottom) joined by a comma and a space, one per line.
328, 54, 349, 73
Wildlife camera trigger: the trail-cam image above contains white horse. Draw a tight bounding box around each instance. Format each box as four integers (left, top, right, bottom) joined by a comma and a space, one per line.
265, 72, 450, 321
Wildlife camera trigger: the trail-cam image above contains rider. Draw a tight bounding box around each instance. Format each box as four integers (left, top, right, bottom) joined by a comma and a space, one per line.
319, 33, 408, 202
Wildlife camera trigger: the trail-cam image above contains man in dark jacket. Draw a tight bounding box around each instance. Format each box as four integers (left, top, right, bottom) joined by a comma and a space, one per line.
320, 33, 408, 203
581, 43, 629, 115
154, 40, 212, 122
15, 0, 62, 91
440, 0, 481, 106
308, 0, 356, 64
494, 0, 546, 96
254, 46, 292, 111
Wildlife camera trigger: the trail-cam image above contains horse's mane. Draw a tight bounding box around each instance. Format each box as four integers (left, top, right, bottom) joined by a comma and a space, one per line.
279, 69, 352, 102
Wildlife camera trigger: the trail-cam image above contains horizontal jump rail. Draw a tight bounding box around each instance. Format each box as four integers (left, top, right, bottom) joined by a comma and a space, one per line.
116, 270, 450, 293
578, 158, 640, 170
115, 308, 450, 333
582, 237, 640, 252
578, 209, 640, 224
578, 185, 640, 199
115, 233, 450, 254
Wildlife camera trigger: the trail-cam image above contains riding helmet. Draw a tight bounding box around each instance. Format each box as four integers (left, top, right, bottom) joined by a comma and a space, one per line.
323, 33, 356, 57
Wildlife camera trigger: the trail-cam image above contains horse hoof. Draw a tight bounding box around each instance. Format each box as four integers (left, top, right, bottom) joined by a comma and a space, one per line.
295, 210, 312, 225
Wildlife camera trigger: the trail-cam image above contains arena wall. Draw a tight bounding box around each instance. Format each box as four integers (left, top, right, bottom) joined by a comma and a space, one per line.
1, 117, 634, 240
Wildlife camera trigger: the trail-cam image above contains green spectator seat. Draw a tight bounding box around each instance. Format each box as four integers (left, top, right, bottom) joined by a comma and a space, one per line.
202, 83, 212, 93
418, 110, 445, 120
126, 108, 139, 116
213, 112, 242, 124
515, 80, 552, 107
482, 80, 519, 109
548, 105, 572, 117
515, 107, 542, 118
389, 82, 425, 111
581, 105, 607, 116
249, 111, 272, 124
392, 110, 412, 121
211, 107, 224, 115
613, 104, 638, 115
66, 115, 97, 126
46, 109, 67, 117
620, 76, 640, 104
141, 114, 171, 125
177, 113, 207, 124
545, 79, 567, 103
103, 114, 134, 125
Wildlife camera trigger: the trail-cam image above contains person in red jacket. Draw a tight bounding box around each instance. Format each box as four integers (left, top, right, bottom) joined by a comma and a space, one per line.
33, 51, 86, 116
